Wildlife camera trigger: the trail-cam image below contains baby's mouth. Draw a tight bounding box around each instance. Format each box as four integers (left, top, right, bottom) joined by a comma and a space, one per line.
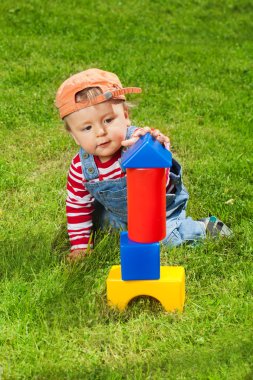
98, 140, 110, 147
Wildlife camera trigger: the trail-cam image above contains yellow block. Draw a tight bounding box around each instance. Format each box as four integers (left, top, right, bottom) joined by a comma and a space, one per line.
106, 265, 185, 312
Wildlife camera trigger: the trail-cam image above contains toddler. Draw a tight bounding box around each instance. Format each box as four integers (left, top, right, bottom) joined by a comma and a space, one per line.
55, 68, 231, 261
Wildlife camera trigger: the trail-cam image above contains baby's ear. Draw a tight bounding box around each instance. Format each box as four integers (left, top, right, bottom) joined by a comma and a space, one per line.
63, 118, 80, 143
123, 107, 131, 126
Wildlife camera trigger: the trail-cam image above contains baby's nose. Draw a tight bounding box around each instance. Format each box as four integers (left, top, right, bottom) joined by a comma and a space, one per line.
96, 124, 106, 136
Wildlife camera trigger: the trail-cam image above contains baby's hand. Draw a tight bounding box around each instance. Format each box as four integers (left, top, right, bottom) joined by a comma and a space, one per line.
121, 126, 170, 149
67, 249, 91, 262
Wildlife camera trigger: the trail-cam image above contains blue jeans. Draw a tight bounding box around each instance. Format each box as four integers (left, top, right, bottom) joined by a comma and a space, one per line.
162, 159, 206, 246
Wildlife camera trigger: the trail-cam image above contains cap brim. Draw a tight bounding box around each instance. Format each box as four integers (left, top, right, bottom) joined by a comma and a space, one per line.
58, 87, 142, 118
78, 87, 142, 106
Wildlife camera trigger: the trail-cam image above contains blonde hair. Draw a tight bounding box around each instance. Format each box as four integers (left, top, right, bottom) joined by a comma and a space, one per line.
64, 87, 133, 131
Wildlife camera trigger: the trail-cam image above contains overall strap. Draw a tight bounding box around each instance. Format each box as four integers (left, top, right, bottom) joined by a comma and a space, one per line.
125, 125, 138, 140
79, 147, 100, 181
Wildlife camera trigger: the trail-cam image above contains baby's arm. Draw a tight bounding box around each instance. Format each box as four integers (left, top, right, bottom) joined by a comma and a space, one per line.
121, 126, 170, 149
66, 156, 94, 261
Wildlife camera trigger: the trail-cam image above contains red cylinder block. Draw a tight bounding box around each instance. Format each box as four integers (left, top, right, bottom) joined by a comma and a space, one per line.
127, 168, 167, 243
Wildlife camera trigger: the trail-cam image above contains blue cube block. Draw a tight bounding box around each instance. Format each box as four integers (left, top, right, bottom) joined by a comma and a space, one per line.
120, 232, 160, 281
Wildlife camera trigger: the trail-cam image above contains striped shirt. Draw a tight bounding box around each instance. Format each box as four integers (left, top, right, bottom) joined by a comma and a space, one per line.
66, 149, 171, 252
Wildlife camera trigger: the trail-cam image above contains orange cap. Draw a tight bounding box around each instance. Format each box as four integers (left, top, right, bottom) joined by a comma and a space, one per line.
55, 68, 142, 119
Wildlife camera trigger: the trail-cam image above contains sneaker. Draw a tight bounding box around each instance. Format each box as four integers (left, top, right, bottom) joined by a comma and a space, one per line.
199, 216, 232, 237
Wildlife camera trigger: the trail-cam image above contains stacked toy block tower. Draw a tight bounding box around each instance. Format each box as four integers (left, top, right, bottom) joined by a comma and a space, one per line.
106, 133, 185, 312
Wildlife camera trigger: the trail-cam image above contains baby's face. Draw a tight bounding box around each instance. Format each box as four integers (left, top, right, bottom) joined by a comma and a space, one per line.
65, 101, 130, 162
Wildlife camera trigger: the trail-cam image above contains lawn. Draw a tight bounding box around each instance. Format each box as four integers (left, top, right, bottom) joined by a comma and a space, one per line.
0, 0, 252, 379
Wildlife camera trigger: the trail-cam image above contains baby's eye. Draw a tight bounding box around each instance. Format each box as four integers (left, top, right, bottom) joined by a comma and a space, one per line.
82, 125, 92, 132
104, 118, 113, 124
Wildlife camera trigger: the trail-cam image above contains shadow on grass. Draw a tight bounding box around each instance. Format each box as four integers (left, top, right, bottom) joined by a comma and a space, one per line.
50, 222, 70, 260
0, 234, 58, 280
25, 331, 253, 380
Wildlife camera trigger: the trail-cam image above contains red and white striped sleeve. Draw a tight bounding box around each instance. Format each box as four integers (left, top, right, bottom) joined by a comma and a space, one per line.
66, 153, 94, 252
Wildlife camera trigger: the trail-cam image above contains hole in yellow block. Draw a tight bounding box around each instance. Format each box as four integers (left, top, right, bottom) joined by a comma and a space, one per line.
106, 265, 185, 312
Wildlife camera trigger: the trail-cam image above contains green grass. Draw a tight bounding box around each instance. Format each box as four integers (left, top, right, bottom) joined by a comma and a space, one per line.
0, 0, 253, 378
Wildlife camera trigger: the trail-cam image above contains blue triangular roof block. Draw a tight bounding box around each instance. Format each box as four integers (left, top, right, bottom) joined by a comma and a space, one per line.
121, 133, 172, 169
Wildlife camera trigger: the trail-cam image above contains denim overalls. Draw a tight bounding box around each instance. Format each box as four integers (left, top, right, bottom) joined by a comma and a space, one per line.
79, 126, 205, 247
